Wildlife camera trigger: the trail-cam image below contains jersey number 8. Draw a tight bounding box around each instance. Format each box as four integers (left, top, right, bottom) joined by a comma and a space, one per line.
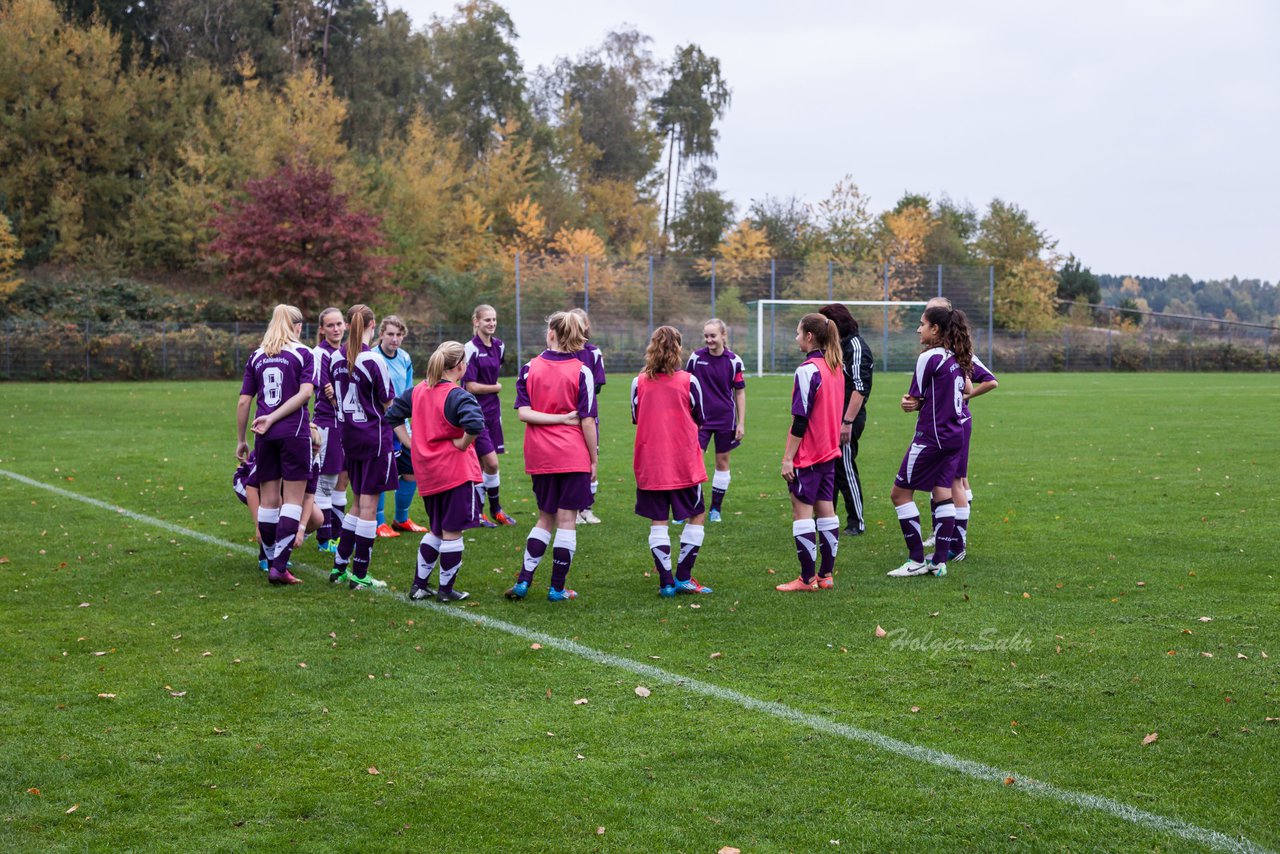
262, 367, 284, 407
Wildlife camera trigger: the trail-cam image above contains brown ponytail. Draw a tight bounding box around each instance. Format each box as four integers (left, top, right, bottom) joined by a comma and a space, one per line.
798, 312, 843, 374
346, 304, 376, 373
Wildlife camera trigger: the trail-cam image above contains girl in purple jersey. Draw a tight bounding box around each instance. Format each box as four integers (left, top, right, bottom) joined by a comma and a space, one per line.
463, 304, 518, 527
313, 307, 348, 554
887, 305, 973, 579
329, 304, 396, 591
236, 304, 315, 586
685, 318, 746, 522
569, 308, 605, 524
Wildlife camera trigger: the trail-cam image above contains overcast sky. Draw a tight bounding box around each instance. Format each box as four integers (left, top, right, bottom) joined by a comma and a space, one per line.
395, 1, 1279, 281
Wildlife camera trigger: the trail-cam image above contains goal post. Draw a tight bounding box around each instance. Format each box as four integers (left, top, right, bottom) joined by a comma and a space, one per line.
750, 299, 930, 376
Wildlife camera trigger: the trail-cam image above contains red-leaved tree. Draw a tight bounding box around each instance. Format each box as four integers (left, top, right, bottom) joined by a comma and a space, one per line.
207, 161, 395, 310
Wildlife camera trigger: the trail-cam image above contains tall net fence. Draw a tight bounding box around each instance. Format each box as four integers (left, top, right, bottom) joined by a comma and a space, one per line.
1, 260, 1275, 380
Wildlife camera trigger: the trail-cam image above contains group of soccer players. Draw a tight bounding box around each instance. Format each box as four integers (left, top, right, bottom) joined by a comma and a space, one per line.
234, 296, 996, 601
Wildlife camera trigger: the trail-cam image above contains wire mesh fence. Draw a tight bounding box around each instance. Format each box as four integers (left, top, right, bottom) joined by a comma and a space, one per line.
1, 260, 1275, 380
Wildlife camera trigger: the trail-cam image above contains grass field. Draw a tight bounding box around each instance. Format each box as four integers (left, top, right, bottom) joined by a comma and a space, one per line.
1, 373, 1277, 853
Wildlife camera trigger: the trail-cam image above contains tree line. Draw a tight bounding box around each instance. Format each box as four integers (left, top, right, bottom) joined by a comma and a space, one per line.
0, 0, 1271, 332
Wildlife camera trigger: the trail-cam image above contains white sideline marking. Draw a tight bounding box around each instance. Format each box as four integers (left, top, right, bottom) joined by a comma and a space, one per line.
0, 467, 1269, 854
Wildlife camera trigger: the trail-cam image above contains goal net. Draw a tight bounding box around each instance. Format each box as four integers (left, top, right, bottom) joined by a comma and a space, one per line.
747, 300, 931, 376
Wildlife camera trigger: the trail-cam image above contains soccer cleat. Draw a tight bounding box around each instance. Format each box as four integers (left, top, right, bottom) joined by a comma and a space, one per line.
921, 534, 936, 549
477, 514, 499, 528
674, 577, 712, 595
409, 584, 436, 601
816, 575, 835, 589
492, 510, 519, 526
775, 576, 818, 592
329, 568, 348, 584
268, 569, 303, 586
929, 562, 948, 577
375, 523, 400, 539
577, 508, 601, 524
708, 509, 722, 523
547, 587, 578, 602
348, 574, 373, 590
671, 518, 685, 526
504, 580, 529, 600
436, 588, 470, 603
887, 560, 942, 577
391, 518, 428, 533
258, 559, 269, 572
948, 549, 966, 563
317, 539, 339, 554
658, 584, 677, 598
840, 526, 863, 538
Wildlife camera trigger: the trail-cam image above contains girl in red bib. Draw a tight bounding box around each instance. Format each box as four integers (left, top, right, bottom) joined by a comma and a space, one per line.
776, 313, 845, 592
506, 311, 598, 602
631, 326, 713, 597
396, 342, 486, 603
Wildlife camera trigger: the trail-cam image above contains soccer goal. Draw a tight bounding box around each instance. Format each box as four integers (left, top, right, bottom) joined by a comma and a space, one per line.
749, 299, 931, 376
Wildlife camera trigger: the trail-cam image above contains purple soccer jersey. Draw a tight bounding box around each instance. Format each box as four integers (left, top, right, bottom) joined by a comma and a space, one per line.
791, 352, 825, 419
513, 351, 594, 418
629, 373, 706, 426
239, 344, 315, 441
961, 355, 997, 421
330, 345, 394, 460
908, 347, 966, 450
685, 348, 744, 431
463, 335, 505, 422
573, 343, 606, 418
312, 339, 341, 428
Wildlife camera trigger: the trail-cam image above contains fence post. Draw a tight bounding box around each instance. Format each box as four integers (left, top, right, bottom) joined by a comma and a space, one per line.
827, 259, 833, 300
583, 255, 590, 313
937, 263, 943, 298
710, 258, 717, 318
769, 258, 777, 372
882, 261, 890, 373
162, 321, 169, 378
1063, 325, 1069, 371
1146, 318, 1152, 370
647, 255, 654, 337
987, 265, 995, 369
514, 252, 522, 370
3, 320, 10, 379
84, 320, 91, 381
1021, 330, 1027, 372
1107, 325, 1112, 370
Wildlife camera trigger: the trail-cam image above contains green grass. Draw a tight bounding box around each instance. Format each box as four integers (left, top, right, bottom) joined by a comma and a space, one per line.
0, 373, 1277, 852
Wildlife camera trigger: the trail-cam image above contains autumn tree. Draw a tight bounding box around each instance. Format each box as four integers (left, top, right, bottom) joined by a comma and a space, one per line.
0, 213, 23, 297
654, 44, 731, 236
698, 219, 771, 282
206, 160, 393, 310
976, 199, 1060, 330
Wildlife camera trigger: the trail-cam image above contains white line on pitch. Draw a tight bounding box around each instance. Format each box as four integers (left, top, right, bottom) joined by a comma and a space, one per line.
0, 468, 1269, 854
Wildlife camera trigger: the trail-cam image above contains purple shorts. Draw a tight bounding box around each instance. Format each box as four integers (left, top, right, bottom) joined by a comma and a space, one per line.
394, 447, 414, 478
531, 472, 594, 514
787, 459, 836, 505
895, 443, 962, 492
955, 420, 973, 480
634, 485, 705, 521
473, 415, 505, 457
255, 435, 312, 483
318, 424, 345, 476
347, 452, 399, 497
698, 426, 741, 454
421, 481, 482, 535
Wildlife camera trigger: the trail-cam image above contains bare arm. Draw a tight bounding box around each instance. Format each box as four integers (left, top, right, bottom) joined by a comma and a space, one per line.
781, 432, 802, 481
518, 406, 580, 426
841, 390, 866, 444
465, 380, 502, 395
965, 379, 998, 401
451, 433, 478, 451
251, 383, 315, 435
236, 395, 253, 460
393, 424, 411, 447
581, 416, 599, 481
734, 387, 747, 441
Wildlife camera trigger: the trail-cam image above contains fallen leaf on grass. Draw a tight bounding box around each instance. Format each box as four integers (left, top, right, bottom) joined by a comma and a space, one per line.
575, 754, 585, 761
213, 728, 228, 735
1198, 616, 1212, 622
367, 767, 380, 775
910, 706, 920, 713
201, 651, 212, 657
1136, 581, 1145, 587
1181, 629, 1193, 635
93, 651, 108, 657
573, 698, 588, 705
79, 603, 90, 608
1237, 653, 1248, 660
718, 847, 741, 854
26, 788, 40, 795
1262, 651, 1270, 660
1003, 777, 1015, 786
875, 625, 887, 638
710, 652, 723, 659
1022, 592, 1031, 599
1142, 732, 1158, 745
690, 603, 701, 609
1201, 652, 1213, 658
1166, 650, 1177, 656
169, 691, 187, 698
298, 662, 307, 668
530, 643, 542, 650
596, 827, 606, 836
1264, 718, 1279, 724
0, 556, 8, 564
65, 804, 79, 814
97, 693, 116, 699
635, 686, 651, 698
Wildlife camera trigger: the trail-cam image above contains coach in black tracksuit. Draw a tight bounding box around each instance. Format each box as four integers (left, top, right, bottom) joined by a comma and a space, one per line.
819, 303, 874, 537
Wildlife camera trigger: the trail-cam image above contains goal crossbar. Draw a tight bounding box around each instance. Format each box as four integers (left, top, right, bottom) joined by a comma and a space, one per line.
750, 299, 930, 376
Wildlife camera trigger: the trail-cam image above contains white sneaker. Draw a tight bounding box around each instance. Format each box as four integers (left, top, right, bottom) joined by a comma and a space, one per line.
887, 560, 934, 577
921, 535, 936, 549
577, 509, 601, 524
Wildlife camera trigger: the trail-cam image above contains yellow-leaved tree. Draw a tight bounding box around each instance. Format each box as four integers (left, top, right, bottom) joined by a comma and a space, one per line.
698, 220, 771, 282
0, 213, 23, 296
